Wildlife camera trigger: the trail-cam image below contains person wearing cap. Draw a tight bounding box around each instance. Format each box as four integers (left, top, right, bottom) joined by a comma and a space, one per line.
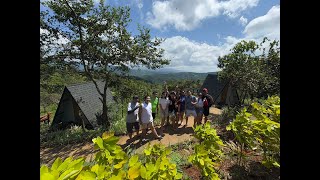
139, 95, 162, 142
126, 96, 140, 139
202, 88, 214, 123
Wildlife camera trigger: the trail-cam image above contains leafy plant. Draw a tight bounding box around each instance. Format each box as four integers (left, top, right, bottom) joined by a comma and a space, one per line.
189, 122, 224, 180
226, 96, 280, 168
41, 132, 183, 180
40, 157, 85, 180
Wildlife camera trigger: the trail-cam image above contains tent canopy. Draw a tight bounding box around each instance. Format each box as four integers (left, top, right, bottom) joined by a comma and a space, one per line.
51, 81, 114, 130
200, 73, 240, 107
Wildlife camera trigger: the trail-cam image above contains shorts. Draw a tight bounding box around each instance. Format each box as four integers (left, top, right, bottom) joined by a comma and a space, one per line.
160, 109, 169, 118
142, 122, 154, 129
203, 107, 209, 116
196, 107, 204, 116
185, 109, 197, 117
126, 122, 139, 134
152, 113, 156, 120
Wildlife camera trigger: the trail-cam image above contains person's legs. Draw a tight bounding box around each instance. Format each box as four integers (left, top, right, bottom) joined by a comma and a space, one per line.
185, 110, 190, 127
133, 122, 140, 137
152, 113, 156, 120
160, 110, 166, 133
179, 111, 184, 125
126, 122, 134, 139
149, 122, 161, 139
203, 107, 209, 123
141, 123, 148, 141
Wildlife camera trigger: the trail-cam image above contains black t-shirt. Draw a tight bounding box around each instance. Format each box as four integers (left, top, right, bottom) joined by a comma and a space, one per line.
168, 96, 178, 112
203, 94, 213, 107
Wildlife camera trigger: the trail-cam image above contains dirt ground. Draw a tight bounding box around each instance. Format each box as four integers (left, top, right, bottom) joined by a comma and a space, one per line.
40, 107, 222, 166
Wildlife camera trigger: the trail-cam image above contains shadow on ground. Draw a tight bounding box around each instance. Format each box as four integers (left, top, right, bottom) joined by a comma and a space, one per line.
228, 162, 280, 180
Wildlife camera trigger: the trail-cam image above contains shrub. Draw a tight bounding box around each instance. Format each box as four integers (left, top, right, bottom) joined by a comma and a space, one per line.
189, 122, 224, 180
226, 96, 280, 168
40, 132, 182, 180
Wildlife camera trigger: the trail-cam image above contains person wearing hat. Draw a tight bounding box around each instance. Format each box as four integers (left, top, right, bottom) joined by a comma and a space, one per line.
139, 95, 162, 142
202, 88, 214, 123
126, 96, 140, 139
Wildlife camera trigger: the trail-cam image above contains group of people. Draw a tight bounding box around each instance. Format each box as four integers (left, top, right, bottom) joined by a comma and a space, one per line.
126, 88, 214, 142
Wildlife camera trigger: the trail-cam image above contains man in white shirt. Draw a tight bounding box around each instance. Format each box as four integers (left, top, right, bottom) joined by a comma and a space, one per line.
126, 96, 140, 139
139, 96, 162, 142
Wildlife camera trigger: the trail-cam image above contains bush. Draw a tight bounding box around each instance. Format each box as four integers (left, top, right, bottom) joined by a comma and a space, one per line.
189, 122, 224, 180
40, 132, 183, 180
215, 106, 241, 127
226, 96, 280, 168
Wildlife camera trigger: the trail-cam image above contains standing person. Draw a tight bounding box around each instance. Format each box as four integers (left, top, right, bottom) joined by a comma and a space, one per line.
195, 93, 204, 127
139, 95, 162, 142
168, 91, 179, 129
202, 88, 214, 123
184, 90, 197, 127
159, 92, 170, 135
126, 96, 140, 139
177, 90, 186, 125
151, 91, 159, 120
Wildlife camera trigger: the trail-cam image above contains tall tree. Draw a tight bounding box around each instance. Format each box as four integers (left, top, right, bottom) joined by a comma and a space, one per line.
42, 0, 169, 129
217, 38, 280, 104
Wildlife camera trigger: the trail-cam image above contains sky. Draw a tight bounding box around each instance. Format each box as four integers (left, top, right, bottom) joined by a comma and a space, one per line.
41, 0, 280, 73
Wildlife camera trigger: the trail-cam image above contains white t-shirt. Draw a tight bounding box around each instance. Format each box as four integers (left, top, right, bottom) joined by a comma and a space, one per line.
159, 97, 170, 110
197, 98, 204, 108
126, 102, 139, 123
141, 102, 153, 123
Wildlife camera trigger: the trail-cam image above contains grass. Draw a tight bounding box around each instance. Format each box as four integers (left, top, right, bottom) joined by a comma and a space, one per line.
40, 124, 105, 148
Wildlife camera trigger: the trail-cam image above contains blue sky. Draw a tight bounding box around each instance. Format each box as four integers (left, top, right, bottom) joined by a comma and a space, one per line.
41, 0, 280, 73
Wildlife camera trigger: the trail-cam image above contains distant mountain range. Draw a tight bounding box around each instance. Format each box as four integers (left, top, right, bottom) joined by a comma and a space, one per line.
129, 69, 217, 84
77, 65, 216, 84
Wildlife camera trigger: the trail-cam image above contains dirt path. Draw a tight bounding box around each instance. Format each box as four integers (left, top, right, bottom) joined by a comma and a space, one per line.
40, 107, 222, 166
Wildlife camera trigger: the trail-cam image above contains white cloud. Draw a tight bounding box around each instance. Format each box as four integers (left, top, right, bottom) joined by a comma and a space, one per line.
159, 5, 280, 72
147, 0, 259, 31
239, 16, 248, 26
243, 5, 280, 40
159, 36, 235, 72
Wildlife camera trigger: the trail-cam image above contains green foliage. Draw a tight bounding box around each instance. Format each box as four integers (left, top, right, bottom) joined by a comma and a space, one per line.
215, 106, 241, 127
40, 125, 105, 148
41, 132, 182, 180
189, 122, 224, 180
141, 144, 183, 180
226, 96, 280, 168
218, 38, 280, 103
40, 157, 85, 180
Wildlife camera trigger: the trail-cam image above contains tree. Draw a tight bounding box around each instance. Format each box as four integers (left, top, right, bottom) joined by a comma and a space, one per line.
217, 38, 280, 104
42, 0, 169, 130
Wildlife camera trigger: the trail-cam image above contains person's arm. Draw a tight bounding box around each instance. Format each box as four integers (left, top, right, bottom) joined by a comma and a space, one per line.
138, 104, 142, 124
127, 103, 139, 114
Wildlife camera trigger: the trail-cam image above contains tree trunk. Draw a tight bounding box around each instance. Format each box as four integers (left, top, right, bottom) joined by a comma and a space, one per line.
101, 94, 110, 130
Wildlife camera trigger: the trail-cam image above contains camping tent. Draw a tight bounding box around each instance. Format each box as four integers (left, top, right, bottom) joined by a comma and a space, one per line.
50, 81, 114, 130
200, 73, 240, 107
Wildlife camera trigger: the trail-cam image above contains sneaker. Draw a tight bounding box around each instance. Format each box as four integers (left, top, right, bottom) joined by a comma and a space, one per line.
141, 138, 148, 142
157, 136, 163, 140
